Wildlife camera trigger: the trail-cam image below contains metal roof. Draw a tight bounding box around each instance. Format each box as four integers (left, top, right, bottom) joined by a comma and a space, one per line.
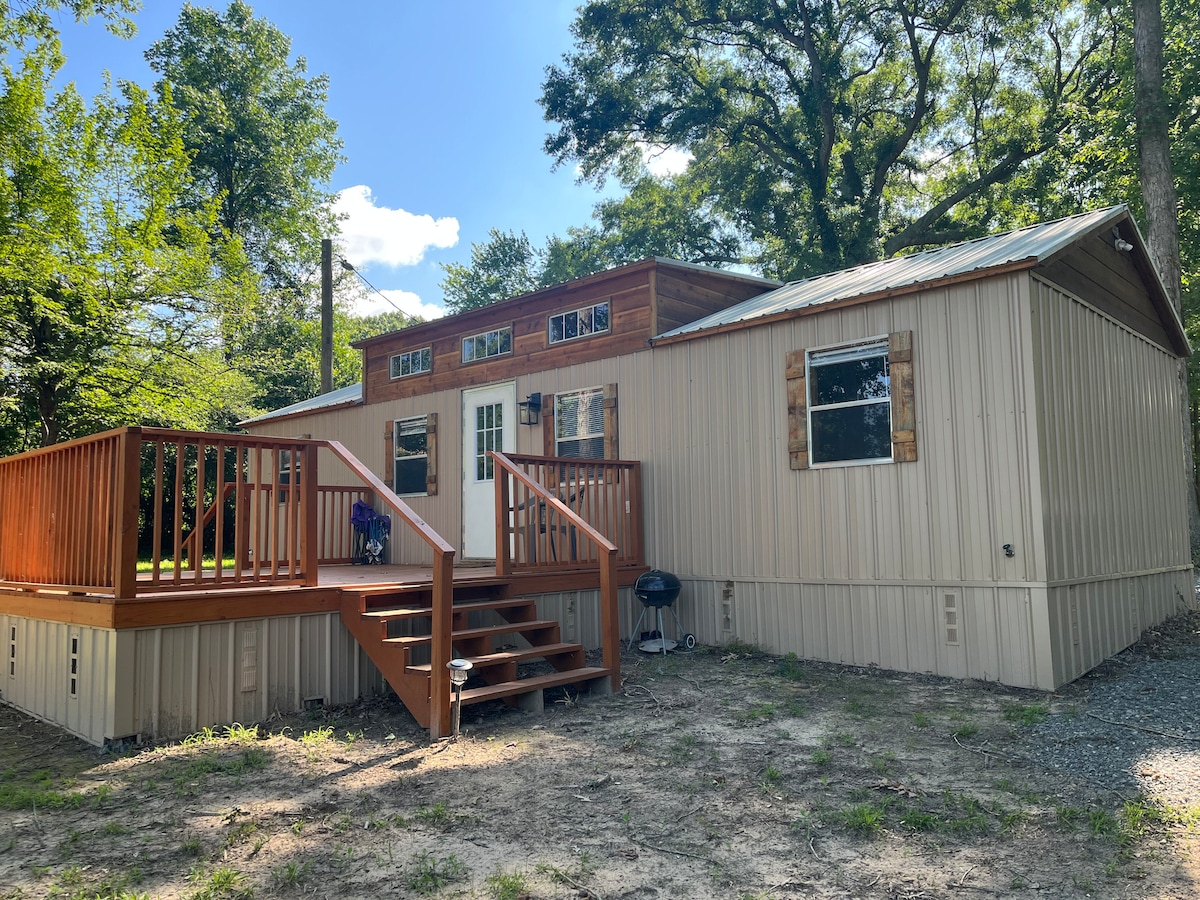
654, 206, 1138, 342
239, 382, 362, 427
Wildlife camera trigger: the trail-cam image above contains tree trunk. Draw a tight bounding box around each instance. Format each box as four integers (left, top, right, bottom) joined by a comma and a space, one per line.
1132, 0, 1200, 561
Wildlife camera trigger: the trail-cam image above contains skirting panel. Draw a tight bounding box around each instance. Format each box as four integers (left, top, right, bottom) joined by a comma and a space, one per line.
1046, 570, 1193, 687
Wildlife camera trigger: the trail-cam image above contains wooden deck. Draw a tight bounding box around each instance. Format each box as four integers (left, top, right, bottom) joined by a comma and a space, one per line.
0, 429, 643, 737
0, 562, 648, 630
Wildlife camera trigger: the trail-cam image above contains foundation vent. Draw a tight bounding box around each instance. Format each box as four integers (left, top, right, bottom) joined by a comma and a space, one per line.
241, 628, 258, 692
68, 632, 79, 699
943, 592, 960, 646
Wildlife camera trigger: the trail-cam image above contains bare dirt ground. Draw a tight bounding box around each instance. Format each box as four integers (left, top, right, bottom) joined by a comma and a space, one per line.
0, 615, 1198, 900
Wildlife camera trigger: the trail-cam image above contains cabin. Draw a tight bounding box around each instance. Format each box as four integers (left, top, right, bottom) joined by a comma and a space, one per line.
0, 205, 1192, 747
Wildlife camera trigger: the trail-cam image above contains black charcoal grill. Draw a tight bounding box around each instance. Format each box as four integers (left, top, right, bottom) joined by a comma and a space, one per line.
630, 569, 695, 655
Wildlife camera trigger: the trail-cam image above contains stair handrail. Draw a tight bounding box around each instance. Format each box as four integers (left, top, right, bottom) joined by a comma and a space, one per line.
491, 450, 621, 691
324, 440, 458, 738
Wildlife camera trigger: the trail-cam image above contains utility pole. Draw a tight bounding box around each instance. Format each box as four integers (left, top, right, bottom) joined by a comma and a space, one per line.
320, 238, 333, 395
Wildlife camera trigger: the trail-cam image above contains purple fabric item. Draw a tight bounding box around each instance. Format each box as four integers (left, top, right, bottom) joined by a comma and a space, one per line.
351, 499, 374, 531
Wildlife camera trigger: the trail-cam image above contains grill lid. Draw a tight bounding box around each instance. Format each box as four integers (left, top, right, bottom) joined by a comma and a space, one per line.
634, 569, 681, 606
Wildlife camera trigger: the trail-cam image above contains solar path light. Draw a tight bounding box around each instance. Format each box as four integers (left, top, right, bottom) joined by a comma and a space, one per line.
446, 658, 473, 740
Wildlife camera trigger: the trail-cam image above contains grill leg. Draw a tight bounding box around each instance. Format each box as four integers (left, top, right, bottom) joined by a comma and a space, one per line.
630, 606, 650, 648
656, 608, 667, 656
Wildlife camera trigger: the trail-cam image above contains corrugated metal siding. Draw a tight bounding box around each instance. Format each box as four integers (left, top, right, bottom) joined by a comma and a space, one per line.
0, 616, 115, 745
1031, 279, 1192, 683
630, 277, 1043, 586
1047, 572, 1189, 685
122, 613, 386, 744
1032, 278, 1190, 580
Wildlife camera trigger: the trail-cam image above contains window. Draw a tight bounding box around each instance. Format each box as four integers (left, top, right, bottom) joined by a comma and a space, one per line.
785, 332, 915, 470
389, 347, 431, 379
549, 300, 610, 345
807, 341, 892, 464
555, 388, 605, 459
462, 326, 512, 363
394, 416, 430, 495
472, 402, 504, 480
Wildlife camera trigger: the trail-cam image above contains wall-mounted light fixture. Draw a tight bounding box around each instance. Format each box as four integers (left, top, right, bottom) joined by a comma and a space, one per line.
518, 392, 542, 426
1111, 227, 1134, 253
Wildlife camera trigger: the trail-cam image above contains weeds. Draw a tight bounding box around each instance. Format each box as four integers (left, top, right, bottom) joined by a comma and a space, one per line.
406, 851, 467, 895
776, 653, 805, 681
186, 866, 252, 900
1002, 703, 1049, 727
485, 869, 531, 900
270, 860, 311, 889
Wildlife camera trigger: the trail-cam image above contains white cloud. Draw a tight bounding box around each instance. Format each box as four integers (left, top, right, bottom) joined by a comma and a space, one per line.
640, 144, 692, 178
351, 287, 445, 321
333, 185, 459, 267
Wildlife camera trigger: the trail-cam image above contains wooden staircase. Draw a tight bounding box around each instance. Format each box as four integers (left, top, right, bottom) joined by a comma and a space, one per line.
339, 579, 612, 729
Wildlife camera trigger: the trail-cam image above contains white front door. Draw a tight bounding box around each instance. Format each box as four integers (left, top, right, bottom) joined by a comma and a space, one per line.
462, 382, 516, 558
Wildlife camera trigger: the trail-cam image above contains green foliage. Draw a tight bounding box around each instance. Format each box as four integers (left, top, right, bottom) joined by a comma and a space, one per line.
485, 869, 531, 900
541, 0, 1112, 280
1002, 702, 1049, 726
0, 36, 231, 451
405, 851, 467, 895
440, 229, 540, 313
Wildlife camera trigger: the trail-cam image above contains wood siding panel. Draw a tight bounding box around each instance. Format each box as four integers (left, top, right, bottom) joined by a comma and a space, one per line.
1038, 246, 1173, 351
653, 270, 772, 335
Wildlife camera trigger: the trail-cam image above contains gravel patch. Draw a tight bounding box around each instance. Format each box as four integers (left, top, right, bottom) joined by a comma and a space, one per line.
1030, 608, 1200, 807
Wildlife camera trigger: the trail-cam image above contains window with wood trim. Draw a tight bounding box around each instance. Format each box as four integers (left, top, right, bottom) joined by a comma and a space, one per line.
544, 384, 619, 459
389, 346, 431, 379
388, 414, 438, 496
786, 332, 916, 469
461, 326, 512, 363
548, 300, 610, 344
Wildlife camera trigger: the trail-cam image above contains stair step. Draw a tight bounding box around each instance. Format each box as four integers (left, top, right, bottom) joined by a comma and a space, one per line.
384, 620, 559, 649
404, 642, 583, 674
361, 597, 535, 621
457, 667, 610, 706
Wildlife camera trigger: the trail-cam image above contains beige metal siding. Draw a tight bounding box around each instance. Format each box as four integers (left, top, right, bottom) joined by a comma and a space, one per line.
124, 613, 384, 743
1031, 278, 1192, 683
0, 616, 117, 745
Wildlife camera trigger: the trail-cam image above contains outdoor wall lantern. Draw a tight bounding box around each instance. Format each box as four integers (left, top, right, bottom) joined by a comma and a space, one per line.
446, 658, 473, 740
518, 392, 542, 426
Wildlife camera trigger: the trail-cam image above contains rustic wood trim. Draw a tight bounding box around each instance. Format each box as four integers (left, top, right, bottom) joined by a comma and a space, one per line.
542, 394, 556, 457
603, 383, 618, 460
425, 413, 438, 497
889, 330, 917, 463
383, 421, 394, 489
785, 350, 809, 470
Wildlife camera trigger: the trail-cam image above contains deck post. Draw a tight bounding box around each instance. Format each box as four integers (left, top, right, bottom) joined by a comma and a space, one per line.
429, 548, 455, 738
300, 443, 319, 586
600, 547, 621, 691
111, 427, 142, 599
495, 468, 510, 578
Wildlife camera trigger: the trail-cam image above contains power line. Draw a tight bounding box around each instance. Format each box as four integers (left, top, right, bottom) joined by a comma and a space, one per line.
340, 258, 409, 316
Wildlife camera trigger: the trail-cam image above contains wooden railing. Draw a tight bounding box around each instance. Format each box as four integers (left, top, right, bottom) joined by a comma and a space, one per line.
493, 452, 643, 571
492, 451, 623, 691
0, 428, 128, 593
137, 428, 320, 591
325, 441, 458, 738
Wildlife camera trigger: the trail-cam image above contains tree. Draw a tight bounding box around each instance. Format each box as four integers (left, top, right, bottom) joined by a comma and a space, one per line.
146, 1, 342, 289
0, 37, 228, 451
441, 229, 541, 313
541, 0, 1112, 280
145, 2, 345, 412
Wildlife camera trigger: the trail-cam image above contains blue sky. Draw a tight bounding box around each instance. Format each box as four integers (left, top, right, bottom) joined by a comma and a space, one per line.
54, 1, 677, 319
